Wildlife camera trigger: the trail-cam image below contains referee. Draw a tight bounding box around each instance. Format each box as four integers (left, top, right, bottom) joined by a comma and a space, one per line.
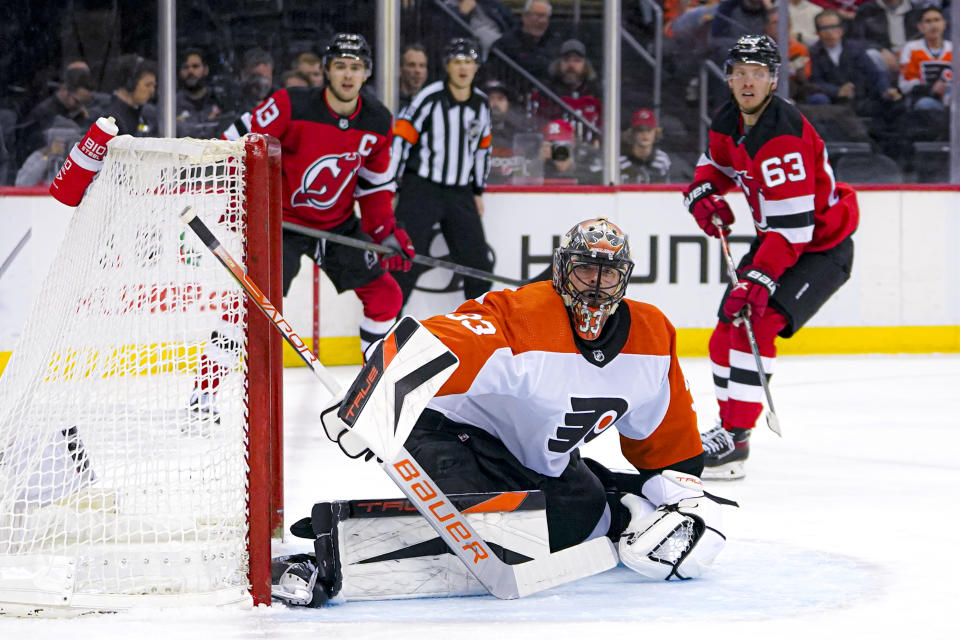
389, 37, 493, 305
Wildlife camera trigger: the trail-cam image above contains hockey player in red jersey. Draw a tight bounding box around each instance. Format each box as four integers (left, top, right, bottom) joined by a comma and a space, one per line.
271, 218, 729, 606
190, 34, 414, 418
227, 33, 413, 350
682, 35, 858, 480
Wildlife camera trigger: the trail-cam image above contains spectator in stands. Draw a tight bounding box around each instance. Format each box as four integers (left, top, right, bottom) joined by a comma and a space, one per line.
487, 79, 528, 147
619, 109, 673, 184
540, 119, 599, 184
176, 48, 223, 127
809, 0, 872, 21
281, 70, 310, 89
808, 10, 903, 116
710, 0, 770, 57
64, 58, 110, 112
670, 0, 721, 42
664, 0, 721, 105
536, 39, 602, 143
105, 55, 158, 137
19, 67, 94, 161
436, 1, 513, 60
765, 10, 815, 102
485, 79, 530, 183
808, 9, 907, 158
899, 7, 951, 112
233, 48, 277, 114
788, 0, 822, 45
848, 0, 924, 77
15, 118, 80, 186
399, 43, 429, 111
292, 52, 324, 88
492, 0, 564, 84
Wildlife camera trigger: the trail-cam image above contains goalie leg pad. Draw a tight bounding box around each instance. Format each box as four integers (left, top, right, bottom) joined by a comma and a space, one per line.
291, 493, 550, 602
618, 494, 725, 580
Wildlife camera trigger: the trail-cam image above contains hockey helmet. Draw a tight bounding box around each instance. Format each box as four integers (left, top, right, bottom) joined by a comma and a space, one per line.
444, 37, 480, 66
323, 33, 373, 74
724, 34, 780, 79
553, 218, 634, 341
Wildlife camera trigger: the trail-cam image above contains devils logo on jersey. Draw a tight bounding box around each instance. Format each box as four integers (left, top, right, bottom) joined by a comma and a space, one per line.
291, 152, 363, 210
548, 397, 628, 453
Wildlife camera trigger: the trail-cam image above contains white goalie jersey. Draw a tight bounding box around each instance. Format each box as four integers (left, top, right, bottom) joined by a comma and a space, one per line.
420, 282, 702, 478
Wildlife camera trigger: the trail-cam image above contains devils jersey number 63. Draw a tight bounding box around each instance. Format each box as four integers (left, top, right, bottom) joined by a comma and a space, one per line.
760, 152, 805, 187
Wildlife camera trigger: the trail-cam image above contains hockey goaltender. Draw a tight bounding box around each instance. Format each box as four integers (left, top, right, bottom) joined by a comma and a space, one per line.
271, 218, 735, 606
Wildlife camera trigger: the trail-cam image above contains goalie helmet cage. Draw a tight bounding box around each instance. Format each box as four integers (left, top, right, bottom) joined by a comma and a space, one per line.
0, 134, 283, 615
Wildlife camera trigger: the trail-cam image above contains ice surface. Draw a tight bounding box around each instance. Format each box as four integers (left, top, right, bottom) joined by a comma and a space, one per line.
1, 354, 957, 638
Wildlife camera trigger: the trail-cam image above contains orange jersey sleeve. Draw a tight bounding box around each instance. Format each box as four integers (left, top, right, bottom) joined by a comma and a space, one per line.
618, 302, 702, 471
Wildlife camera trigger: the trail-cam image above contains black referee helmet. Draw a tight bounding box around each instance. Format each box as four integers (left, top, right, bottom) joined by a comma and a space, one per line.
443, 38, 480, 66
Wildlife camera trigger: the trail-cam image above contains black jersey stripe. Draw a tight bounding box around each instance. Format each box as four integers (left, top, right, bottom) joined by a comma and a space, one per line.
391, 81, 491, 191
765, 210, 815, 229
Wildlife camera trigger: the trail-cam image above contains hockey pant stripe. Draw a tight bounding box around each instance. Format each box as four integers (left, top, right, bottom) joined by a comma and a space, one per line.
711, 362, 730, 402
359, 316, 398, 356
709, 312, 786, 429
729, 349, 775, 374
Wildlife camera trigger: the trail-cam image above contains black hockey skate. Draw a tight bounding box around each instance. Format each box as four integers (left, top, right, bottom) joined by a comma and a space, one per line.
271, 553, 328, 607
271, 501, 347, 607
701, 422, 750, 480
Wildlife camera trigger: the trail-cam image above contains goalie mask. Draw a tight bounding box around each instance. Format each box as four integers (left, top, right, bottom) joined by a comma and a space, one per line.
553, 218, 634, 341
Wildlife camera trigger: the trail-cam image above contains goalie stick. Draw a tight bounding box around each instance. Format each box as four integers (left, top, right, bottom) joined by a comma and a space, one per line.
713, 216, 782, 436
180, 207, 618, 600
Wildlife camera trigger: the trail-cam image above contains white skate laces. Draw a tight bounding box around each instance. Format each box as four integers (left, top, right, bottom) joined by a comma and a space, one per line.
701, 423, 734, 457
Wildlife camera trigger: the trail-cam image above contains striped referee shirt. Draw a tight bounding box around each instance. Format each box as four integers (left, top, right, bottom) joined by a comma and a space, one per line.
389, 80, 492, 194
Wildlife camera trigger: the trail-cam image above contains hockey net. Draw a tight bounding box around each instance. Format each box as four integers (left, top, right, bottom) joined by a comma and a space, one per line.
0, 135, 283, 615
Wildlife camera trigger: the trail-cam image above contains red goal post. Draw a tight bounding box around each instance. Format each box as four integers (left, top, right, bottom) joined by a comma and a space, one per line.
242, 133, 284, 606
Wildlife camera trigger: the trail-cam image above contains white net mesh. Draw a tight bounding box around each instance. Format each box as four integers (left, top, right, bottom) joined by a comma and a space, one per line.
0, 137, 254, 613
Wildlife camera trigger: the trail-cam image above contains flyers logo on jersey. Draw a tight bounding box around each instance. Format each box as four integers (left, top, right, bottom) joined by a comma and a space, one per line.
548, 397, 628, 453
291, 152, 363, 210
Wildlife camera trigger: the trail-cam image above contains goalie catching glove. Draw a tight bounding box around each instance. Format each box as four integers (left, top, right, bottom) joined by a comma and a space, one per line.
618, 470, 727, 580
683, 181, 734, 238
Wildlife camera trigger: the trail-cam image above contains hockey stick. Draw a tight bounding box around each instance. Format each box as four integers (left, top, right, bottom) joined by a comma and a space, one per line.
0, 229, 31, 281
714, 217, 782, 436
281, 221, 528, 288
181, 207, 618, 599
